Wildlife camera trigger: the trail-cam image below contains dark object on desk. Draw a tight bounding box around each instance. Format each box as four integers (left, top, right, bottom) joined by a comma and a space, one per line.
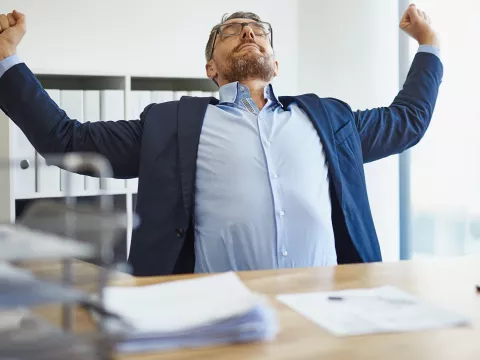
17, 199, 137, 267
328, 296, 344, 301
476, 284, 480, 293
17, 200, 134, 244
79, 300, 126, 323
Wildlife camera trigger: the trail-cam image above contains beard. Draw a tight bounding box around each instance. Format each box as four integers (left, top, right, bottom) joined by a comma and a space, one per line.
217, 40, 275, 83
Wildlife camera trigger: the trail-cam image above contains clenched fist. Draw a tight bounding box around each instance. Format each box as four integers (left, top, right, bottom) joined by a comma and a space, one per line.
0, 10, 26, 60
400, 4, 439, 47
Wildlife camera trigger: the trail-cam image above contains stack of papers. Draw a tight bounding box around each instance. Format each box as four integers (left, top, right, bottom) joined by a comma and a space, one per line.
102, 272, 278, 353
277, 285, 471, 336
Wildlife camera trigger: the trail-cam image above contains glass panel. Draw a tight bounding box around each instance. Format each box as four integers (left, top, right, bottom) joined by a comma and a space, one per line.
409, 0, 480, 258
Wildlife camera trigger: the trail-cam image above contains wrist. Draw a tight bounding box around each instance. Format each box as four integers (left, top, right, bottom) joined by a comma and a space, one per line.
418, 33, 440, 48
0, 49, 15, 61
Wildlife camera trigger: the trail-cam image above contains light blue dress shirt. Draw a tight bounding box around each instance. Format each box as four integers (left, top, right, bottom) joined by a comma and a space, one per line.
0, 45, 440, 273
195, 82, 336, 273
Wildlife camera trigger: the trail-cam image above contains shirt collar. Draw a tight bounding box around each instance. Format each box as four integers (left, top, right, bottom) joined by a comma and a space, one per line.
219, 81, 283, 107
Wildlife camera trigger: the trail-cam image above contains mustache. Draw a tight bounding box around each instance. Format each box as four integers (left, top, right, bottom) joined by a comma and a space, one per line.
233, 40, 264, 53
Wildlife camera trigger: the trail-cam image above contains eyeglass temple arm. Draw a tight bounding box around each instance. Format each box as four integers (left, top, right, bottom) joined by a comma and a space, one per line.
209, 29, 218, 61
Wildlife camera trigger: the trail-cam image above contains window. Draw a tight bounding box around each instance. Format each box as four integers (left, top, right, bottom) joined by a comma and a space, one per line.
408, 0, 480, 258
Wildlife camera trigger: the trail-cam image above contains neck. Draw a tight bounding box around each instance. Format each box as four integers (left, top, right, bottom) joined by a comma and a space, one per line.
239, 79, 268, 110
218, 78, 269, 111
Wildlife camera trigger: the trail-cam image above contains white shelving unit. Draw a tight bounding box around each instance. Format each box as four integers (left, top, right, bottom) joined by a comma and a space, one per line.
0, 71, 218, 262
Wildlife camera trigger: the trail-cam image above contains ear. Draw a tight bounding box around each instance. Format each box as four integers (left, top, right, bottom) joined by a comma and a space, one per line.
273, 60, 279, 77
205, 61, 218, 80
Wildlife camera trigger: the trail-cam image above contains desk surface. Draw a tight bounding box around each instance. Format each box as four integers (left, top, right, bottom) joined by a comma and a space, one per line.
27, 255, 480, 360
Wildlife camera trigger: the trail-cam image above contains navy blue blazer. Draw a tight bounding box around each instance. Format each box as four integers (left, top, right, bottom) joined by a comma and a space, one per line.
0, 52, 443, 276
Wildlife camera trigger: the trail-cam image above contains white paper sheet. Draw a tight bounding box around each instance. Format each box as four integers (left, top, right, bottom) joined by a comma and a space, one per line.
277, 285, 470, 336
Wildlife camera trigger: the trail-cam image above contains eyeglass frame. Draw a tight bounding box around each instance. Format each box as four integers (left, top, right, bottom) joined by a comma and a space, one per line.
208, 21, 274, 61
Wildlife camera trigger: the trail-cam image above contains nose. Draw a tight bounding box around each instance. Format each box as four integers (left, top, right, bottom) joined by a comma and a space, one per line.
241, 25, 255, 40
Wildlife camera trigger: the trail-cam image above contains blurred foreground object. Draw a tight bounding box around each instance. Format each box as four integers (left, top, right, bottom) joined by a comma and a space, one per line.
0, 153, 138, 359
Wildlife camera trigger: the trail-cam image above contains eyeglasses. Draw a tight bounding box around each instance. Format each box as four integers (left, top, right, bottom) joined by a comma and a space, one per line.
208, 21, 273, 61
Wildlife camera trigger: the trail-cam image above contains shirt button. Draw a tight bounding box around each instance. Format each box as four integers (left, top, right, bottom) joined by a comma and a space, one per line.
279, 210, 285, 216
273, 174, 279, 179
282, 250, 288, 257
240, 86, 245, 92
266, 141, 272, 147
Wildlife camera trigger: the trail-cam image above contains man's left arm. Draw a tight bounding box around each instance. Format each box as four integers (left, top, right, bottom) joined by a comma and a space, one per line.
355, 4, 443, 163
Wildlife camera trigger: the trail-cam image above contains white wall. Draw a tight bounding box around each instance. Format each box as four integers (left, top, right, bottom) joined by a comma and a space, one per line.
0, 0, 298, 95
298, 0, 400, 261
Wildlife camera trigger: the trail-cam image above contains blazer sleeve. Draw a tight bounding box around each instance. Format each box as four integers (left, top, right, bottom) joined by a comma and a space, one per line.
0, 63, 151, 178
354, 52, 443, 163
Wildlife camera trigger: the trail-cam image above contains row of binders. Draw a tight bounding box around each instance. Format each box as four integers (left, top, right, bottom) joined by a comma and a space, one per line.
11, 90, 219, 199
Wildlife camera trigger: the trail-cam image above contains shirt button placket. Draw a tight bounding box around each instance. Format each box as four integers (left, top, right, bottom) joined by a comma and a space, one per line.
257, 111, 283, 268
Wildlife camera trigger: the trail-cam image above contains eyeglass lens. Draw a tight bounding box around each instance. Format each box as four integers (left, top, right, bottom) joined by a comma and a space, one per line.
219, 22, 270, 37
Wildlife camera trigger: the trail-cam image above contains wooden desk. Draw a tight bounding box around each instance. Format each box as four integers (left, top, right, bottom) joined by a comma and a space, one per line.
27, 255, 480, 360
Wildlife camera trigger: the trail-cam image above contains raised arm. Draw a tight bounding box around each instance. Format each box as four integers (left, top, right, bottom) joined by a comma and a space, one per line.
355, 4, 443, 163
0, 10, 147, 178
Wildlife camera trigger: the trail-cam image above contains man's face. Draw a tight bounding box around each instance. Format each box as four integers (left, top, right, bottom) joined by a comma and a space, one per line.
206, 18, 278, 85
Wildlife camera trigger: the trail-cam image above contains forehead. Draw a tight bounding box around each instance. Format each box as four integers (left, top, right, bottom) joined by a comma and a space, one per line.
223, 18, 259, 25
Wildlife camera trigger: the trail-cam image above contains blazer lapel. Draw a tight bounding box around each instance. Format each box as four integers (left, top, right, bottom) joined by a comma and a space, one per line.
177, 96, 215, 217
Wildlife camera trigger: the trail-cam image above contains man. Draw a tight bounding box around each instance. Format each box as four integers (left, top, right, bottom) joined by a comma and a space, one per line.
0, 6, 442, 276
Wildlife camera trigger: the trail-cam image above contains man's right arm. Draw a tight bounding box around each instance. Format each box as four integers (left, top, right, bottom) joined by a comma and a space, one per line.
0, 61, 148, 178
0, 11, 147, 179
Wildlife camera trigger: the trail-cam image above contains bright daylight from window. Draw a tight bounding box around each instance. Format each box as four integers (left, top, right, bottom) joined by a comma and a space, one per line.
409, 0, 480, 258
